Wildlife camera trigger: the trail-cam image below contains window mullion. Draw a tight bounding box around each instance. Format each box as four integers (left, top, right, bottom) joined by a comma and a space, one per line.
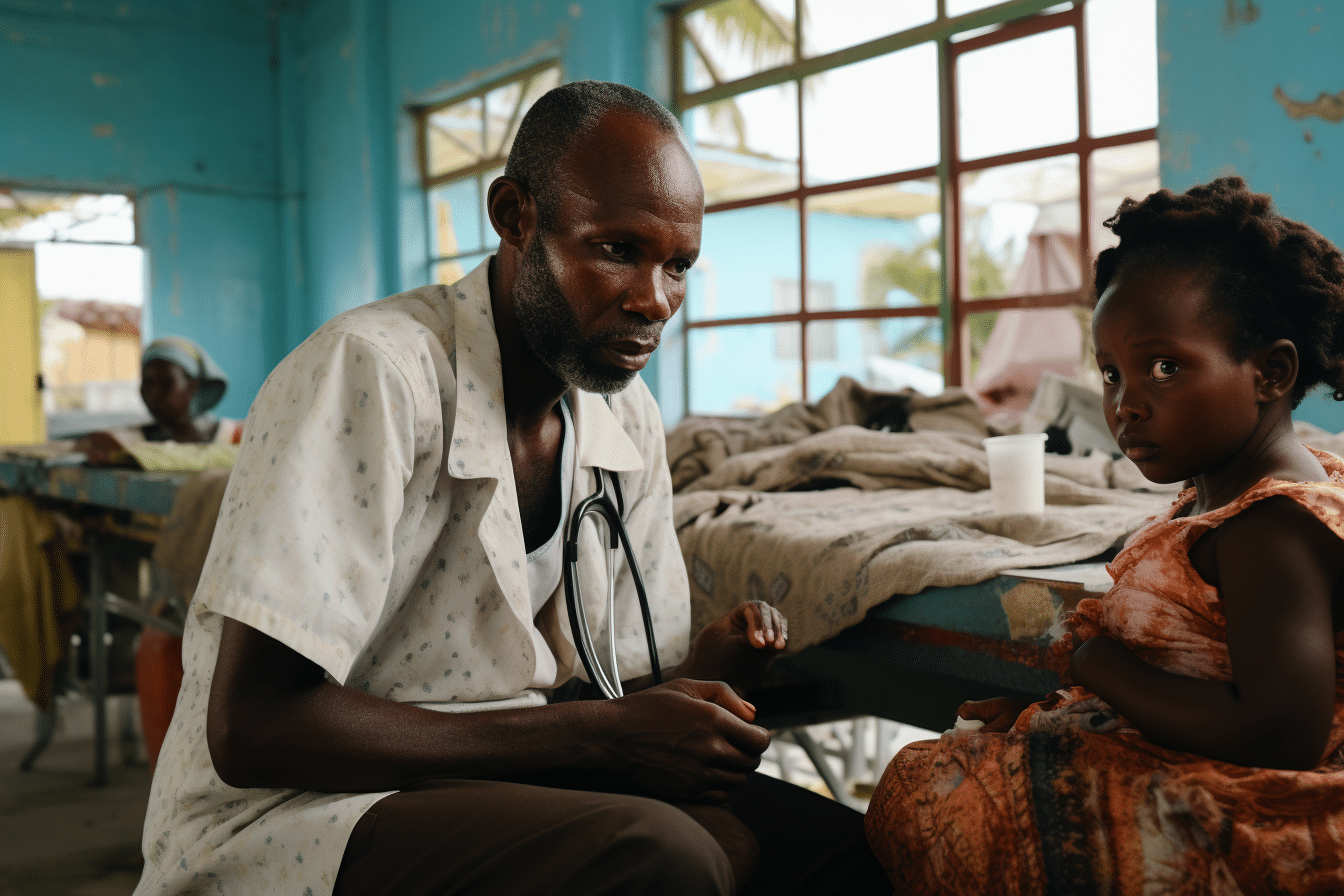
797, 73, 809, 404
938, 35, 961, 388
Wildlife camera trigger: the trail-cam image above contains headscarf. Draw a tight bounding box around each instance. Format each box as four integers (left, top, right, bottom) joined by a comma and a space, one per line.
141, 336, 228, 417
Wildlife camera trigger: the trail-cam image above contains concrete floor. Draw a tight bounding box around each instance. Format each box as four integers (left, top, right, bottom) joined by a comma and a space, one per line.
0, 680, 148, 896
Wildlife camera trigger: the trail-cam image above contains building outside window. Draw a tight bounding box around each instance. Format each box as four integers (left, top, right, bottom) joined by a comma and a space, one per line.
669, 0, 1158, 417
0, 190, 146, 437
416, 61, 562, 286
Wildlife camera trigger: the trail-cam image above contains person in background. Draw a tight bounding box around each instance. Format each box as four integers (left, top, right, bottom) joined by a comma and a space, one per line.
138, 336, 241, 445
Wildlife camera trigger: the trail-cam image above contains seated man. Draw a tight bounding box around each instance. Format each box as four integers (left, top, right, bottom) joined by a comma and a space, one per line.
133, 81, 888, 896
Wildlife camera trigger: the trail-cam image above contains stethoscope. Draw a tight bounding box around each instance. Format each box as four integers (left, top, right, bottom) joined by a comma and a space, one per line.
562, 466, 662, 698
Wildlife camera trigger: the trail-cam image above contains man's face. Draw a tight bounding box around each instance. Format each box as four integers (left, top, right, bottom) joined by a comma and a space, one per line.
511, 109, 704, 394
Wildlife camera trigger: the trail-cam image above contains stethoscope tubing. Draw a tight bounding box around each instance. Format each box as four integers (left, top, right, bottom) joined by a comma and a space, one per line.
562, 467, 662, 699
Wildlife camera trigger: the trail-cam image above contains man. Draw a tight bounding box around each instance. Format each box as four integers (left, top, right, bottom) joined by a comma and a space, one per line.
135, 81, 887, 896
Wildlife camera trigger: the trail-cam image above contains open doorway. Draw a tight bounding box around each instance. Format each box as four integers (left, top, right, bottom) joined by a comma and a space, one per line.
0, 189, 146, 440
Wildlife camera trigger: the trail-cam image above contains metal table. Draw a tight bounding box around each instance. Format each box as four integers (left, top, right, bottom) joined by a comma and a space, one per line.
0, 455, 189, 784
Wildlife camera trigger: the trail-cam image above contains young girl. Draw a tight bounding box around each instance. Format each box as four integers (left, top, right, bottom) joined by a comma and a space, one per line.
864, 177, 1344, 895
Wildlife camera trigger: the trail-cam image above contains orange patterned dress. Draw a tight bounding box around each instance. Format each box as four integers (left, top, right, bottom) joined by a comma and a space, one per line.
865, 449, 1344, 895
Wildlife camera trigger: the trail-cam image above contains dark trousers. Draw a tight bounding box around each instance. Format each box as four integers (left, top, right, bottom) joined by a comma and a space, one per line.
333, 772, 891, 896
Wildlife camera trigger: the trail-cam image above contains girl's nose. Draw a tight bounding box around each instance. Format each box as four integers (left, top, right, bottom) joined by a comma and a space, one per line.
1114, 388, 1150, 423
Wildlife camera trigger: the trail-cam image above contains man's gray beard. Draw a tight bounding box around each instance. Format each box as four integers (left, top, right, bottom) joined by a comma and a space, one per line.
512, 234, 662, 395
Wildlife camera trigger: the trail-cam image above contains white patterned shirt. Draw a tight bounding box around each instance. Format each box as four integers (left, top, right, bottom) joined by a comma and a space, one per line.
134, 258, 691, 896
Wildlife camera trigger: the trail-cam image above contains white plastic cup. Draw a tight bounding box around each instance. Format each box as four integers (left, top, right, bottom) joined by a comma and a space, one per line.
982, 433, 1047, 514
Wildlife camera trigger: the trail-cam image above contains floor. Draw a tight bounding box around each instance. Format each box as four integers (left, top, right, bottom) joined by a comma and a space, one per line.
0, 676, 935, 895
0, 681, 148, 896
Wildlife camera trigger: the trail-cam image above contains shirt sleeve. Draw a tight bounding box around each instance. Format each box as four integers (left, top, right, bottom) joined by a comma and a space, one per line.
194, 329, 427, 683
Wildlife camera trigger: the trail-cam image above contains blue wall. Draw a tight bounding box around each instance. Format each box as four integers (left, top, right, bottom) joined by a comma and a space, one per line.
1159, 0, 1344, 430
278, 0, 667, 394
1, 0, 666, 418
0, 0, 287, 419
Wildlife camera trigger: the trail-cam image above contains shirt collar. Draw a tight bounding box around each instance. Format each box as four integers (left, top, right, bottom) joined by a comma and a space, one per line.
444, 257, 645, 481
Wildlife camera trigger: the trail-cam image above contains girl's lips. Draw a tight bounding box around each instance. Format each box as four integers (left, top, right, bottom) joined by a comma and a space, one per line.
1123, 444, 1159, 462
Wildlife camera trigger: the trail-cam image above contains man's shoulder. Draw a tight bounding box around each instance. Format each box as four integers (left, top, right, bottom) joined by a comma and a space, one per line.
317, 284, 457, 356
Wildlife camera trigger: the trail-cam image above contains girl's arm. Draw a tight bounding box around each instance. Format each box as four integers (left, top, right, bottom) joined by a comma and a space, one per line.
1071, 495, 1342, 769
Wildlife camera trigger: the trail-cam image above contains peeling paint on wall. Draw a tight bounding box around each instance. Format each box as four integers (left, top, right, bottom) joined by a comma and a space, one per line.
1273, 85, 1344, 123
1221, 0, 1259, 32
1162, 131, 1199, 172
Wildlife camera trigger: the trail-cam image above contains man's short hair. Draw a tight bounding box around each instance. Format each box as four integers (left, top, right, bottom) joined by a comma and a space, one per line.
505, 80, 686, 229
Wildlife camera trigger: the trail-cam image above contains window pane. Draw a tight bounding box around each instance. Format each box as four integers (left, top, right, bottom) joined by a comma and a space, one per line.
966, 306, 1087, 412
429, 178, 484, 258
807, 179, 941, 311
957, 28, 1078, 161
683, 0, 796, 93
803, 0, 935, 56
808, 315, 944, 400
945, 0, 999, 15
1, 192, 135, 244
1086, 0, 1157, 138
434, 251, 492, 287
689, 81, 799, 205
803, 43, 938, 184
690, 324, 801, 415
1090, 141, 1159, 256
426, 96, 483, 178
482, 66, 562, 159
960, 155, 1080, 299
949, 1, 1071, 17
483, 81, 523, 158
689, 201, 800, 322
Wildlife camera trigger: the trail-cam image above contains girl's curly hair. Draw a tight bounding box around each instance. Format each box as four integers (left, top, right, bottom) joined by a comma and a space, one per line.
1094, 176, 1344, 406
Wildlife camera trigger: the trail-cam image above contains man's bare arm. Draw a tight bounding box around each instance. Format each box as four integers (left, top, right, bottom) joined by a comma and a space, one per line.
207, 618, 771, 802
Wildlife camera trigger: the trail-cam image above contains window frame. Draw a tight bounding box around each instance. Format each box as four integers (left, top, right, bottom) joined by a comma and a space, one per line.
412, 59, 563, 276
670, 0, 1157, 412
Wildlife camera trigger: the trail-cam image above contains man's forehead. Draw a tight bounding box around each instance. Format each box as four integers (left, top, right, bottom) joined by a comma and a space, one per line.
559, 111, 701, 194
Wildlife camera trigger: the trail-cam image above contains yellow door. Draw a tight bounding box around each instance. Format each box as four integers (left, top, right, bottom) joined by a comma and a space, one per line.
0, 246, 45, 446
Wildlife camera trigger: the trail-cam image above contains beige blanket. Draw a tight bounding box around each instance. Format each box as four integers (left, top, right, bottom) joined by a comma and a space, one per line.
672, 420, 1179, 653
667, 376, 989, 492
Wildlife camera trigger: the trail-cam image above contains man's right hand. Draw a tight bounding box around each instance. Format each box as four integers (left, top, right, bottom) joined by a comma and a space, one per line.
598, 679, 771, 804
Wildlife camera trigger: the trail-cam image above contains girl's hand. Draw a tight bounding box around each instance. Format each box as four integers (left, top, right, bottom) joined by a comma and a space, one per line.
676, 600, 789, 694
955, 696, 1032, 732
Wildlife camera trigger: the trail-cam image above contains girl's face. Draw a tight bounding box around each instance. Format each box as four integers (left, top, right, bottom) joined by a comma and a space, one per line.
1092, 263, 1263, 485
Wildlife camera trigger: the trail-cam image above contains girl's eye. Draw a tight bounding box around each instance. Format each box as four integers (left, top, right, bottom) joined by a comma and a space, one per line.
1100, 367, 1120, 385
1151, 359, 1178, 381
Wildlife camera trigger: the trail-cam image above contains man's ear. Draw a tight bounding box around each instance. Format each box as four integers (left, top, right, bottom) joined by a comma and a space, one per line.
486, 176, 536, 252
1256, 338, 1299, 403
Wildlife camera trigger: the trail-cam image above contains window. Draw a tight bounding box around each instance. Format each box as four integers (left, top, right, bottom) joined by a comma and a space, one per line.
672, 0, 1158, 416
0, 189, 146, 432
415, 62, 562, 285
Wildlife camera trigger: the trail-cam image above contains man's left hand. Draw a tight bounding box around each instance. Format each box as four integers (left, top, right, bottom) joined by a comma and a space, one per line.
676, 600, 788, 694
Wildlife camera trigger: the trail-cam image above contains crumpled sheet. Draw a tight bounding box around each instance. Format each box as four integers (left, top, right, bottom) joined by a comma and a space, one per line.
667, 376, 989, 493
670, 416, 1177, 653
